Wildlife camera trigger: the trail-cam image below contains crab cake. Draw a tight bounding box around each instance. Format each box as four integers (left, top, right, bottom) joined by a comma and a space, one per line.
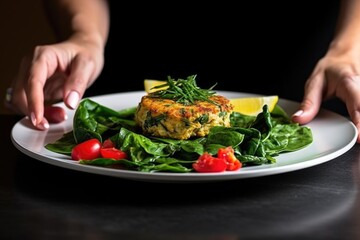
135, 95, 233, 140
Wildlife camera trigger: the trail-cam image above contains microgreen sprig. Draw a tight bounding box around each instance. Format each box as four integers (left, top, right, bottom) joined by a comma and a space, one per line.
149, 75, 218, 105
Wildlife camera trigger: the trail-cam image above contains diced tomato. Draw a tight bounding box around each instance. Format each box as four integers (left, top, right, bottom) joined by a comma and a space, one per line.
217, 146, 242, 171
217, 146, 235, 159
193, 152, 227, 173
100, 147, 128, 160
71, 138, 101, 160
226, 158, 242, 171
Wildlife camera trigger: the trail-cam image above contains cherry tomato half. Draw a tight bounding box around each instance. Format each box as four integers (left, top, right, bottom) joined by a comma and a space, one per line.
100, 147, 128, 160
71, 138, 101, 160
102, 138, 115, 148
193, 152, 227, 173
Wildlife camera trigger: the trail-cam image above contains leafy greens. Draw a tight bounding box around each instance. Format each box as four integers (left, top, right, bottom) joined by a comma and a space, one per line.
45, 98, 313, 173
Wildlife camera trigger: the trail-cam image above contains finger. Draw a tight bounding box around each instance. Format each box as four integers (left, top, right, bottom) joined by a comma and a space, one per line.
349, 108, 360, 143
291, 72, 324, 124
26, 47, 59, 129
7, 56, 51, 130
63, 54, 97, 109
339, 76, 360, 143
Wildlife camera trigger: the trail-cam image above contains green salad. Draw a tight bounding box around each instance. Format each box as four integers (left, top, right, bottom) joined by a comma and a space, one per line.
45, 96, 313, 173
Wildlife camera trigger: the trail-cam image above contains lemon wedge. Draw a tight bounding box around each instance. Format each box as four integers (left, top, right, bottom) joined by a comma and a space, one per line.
229, 95, 279, 116
144, 79, 167, 93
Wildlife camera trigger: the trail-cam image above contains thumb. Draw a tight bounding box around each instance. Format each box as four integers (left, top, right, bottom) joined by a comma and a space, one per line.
291, 74, 324, 125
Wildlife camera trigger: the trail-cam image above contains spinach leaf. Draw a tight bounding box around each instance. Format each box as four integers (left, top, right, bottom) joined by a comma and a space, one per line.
44, 131, 76, 155
73, 98, 137, 143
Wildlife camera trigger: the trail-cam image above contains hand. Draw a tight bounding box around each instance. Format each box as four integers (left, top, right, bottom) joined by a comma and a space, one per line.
292, 46, 360, 143
5, 38, 104, 130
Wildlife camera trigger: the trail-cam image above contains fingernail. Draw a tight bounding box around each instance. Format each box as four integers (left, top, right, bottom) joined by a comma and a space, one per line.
42, 122, 50, 130
30, 112, 37, 126
67, 91, 80, 109
293, 110, 304, 117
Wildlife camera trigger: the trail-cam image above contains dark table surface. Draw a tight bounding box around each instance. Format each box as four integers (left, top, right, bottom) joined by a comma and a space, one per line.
2, 113, 360, 240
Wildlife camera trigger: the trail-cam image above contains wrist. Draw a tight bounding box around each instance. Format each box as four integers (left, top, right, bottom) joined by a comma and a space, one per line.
328, 38, 360, 56
69, 32, 106, 51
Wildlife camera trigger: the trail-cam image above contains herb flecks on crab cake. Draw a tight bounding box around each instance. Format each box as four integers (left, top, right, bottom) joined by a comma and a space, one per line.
135, 75, 234, 140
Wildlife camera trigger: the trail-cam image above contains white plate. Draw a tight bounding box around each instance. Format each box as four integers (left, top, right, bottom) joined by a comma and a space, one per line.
11, 91, 358, 182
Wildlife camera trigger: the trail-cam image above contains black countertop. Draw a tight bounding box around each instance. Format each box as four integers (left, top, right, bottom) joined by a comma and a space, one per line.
2, 114, 360, 240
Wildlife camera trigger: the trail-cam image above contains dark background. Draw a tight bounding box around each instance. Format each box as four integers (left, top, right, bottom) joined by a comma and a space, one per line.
85, 0, 344, 115
0, 1, 345, 115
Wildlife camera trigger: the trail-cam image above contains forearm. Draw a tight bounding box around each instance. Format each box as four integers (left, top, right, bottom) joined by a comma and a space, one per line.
43, 0, 110, 48
330, 0, 360, 51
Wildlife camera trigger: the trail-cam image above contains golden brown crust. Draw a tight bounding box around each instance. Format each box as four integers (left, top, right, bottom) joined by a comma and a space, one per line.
135, 95, 233, 140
